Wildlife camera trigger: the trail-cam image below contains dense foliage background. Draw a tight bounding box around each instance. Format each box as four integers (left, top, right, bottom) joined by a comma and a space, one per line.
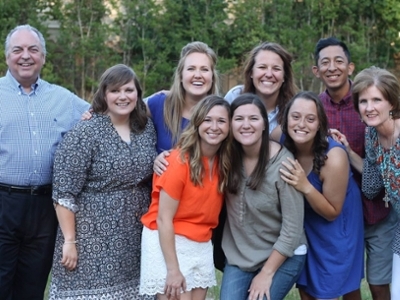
1, 0, 400, 100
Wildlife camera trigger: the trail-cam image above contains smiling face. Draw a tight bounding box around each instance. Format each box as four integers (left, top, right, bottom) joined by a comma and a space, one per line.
105, 80, 138, 123
251, 50, 285, 101
181, 52, 213, 101
6, 29, 46, 89
231, 103, 265, 150
358, 85, 393, 128
287, 98, 320, 147
199, 105, 230, 152
313, 45, 354, 94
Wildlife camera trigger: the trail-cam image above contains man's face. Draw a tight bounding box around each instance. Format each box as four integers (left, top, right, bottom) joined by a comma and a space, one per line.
312, 45, 354, 92
6, 29, 45, 87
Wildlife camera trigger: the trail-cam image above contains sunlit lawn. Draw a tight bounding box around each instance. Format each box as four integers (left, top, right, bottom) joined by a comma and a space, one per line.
44, 270, 372, 300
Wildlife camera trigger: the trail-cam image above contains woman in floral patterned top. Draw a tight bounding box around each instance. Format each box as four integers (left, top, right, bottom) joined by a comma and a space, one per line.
331, 67, 400, 299
49, 64, 157, 299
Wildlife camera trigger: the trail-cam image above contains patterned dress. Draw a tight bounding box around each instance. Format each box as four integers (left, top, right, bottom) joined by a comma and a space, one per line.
49, 114, 157, 300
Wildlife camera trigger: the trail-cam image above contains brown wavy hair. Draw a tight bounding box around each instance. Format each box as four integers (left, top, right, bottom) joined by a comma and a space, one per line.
176, 95, 231, 193
242, 42, 297, 124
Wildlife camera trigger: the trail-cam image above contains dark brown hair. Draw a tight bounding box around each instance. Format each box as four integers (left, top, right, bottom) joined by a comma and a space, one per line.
228, 93, 270, 193
92, 64, 148, 132
281, 91, 329, 174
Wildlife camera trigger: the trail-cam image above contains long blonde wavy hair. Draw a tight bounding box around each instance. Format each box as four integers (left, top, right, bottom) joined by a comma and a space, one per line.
164, 41, 220, 143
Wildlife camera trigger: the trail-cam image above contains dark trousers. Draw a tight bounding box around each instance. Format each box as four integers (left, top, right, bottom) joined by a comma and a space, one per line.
0, 190, 57, 300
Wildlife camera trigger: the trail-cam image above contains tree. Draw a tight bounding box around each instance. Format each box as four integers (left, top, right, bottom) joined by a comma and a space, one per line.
1, 0, 399, 97
49, 0, 118, 99
112, 0, 231, 95
0, 0, 53, 76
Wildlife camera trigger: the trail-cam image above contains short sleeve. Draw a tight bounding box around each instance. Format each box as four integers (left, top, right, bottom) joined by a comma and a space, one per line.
147, 93, 166, 118
71, 93, 91, 123
52, 122, 94, 212
153, 150, 187, 201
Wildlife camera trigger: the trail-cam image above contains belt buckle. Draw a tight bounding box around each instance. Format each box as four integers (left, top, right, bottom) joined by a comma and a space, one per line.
30, 186, 40, 196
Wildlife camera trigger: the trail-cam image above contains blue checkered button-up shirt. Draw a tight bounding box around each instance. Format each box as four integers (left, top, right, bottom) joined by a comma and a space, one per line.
0, 71, 90, 186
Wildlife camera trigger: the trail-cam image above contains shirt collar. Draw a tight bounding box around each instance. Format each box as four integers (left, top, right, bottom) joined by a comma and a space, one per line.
268, 105, 279, 117
6, 70, 40, 95
322, 80, 353, 105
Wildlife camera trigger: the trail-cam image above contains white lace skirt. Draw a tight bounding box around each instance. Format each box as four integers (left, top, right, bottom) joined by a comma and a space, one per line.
139, 226, 216, 295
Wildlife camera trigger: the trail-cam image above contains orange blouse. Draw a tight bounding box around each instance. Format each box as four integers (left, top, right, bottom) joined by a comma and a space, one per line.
141, 149, 223, 242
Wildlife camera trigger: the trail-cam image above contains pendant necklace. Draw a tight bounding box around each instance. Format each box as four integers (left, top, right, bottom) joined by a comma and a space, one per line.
377, 120, 395, 208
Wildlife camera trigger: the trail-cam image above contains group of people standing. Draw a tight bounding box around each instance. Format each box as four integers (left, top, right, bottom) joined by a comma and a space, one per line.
0, 23, 399, 300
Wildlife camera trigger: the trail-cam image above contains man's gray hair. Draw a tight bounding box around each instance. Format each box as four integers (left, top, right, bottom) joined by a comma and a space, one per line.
5, 24, 46, 56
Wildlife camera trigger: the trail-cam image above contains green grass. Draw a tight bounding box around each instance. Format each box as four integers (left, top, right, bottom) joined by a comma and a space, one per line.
44, 270, 373, 300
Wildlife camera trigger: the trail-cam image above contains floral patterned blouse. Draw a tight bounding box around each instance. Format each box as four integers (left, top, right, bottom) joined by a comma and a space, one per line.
365, 126, 400, 255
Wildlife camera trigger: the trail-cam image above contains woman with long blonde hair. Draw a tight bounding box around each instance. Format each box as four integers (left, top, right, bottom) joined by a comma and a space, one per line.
149, 41, 220, 174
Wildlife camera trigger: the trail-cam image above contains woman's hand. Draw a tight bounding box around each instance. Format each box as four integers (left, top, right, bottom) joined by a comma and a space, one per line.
153, 150, 171, 175
329, 128, 363, 173
280, 157, 313, 195
61, 243, 78, 271
248, 269, 273, 300
164, 269, 186, 299
81, 109, 93, 121
55, 205, 78, 270
329, 128, 351, 152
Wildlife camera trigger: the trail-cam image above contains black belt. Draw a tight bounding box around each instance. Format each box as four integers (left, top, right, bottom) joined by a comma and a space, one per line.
0, 183, 52, 196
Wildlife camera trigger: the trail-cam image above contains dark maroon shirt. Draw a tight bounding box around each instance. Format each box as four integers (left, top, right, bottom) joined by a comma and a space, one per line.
320, 83, 390, 225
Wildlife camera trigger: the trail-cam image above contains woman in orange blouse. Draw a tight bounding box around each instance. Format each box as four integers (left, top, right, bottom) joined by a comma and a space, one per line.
140, 95, 232, 300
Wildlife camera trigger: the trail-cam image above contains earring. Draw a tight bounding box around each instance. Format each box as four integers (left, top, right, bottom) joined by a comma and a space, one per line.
389, 111, 393, 119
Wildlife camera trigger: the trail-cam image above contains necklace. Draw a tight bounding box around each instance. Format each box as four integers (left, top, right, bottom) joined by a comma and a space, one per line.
377, 121, 395, 208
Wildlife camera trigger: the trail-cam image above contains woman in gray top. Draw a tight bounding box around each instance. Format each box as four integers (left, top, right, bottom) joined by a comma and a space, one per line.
220, 93, 307, 300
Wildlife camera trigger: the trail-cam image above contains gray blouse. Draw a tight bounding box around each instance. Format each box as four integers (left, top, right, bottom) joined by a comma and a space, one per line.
222, 146, 307, 272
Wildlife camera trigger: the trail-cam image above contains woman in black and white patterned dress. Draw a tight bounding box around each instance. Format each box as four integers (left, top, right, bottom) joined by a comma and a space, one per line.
49, 64, 156, 299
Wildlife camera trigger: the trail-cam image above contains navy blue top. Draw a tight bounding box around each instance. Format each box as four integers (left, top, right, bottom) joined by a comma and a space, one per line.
147, 93, 189, 153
